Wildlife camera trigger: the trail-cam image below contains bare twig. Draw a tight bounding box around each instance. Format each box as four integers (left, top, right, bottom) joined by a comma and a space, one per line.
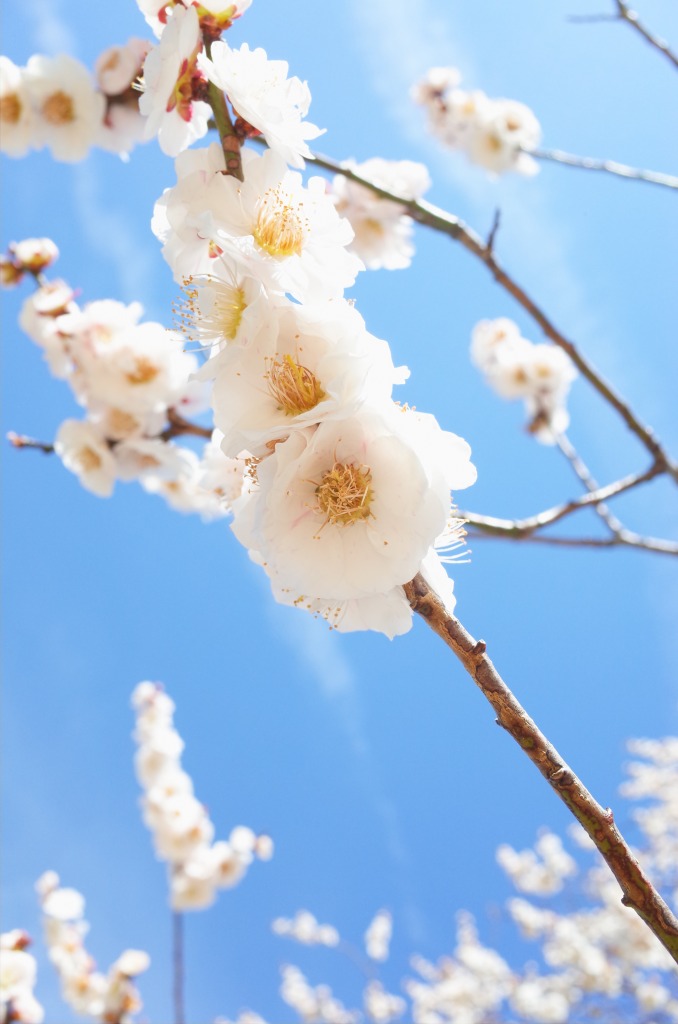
530, 147, 678, 190
555, 433, 625, 534
160, 408, 213, 442
6, 431, 54, 454
203, 37, 243, 181
288, 147, 677, 482
572, 1, 678, 70
466, 527, 678, 555
403, 573, 678, 962
173, 911, 185, 1024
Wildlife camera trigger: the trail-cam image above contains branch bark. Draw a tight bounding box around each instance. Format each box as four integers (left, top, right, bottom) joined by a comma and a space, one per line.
203, 37, 243, 181
292, 148, 677, 483
403, 573, 678, 962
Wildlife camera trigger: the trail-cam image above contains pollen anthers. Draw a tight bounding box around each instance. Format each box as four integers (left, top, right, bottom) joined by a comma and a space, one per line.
266, 353, 325, 416
125, 356, 160, 385
253, 187, 306, 258
315, 461, 373, 527
42, 90, 75, 125
174, 276, 246, 346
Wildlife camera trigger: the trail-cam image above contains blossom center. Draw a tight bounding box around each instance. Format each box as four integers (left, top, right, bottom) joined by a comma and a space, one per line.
42, 91, 75, 125
266, 354, 325, 416
126, 357, 160, 385
167, 57, 199, 123
0, 92, 22, 124
253, 190, 305, 258
78, 447, 102, 473
315, 461, 373, 526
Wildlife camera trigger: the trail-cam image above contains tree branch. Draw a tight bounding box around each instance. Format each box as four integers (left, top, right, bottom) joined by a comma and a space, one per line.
290, 147, 678, 482
202, 37, 243, 181
465, 527, 678, 555
403, 573, 678, 963
530, 147, 678, 190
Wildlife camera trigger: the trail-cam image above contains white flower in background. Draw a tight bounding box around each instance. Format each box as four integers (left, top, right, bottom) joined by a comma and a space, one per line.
95, 38, 149, 96
204, 148, 363, 302
272, 910, 340, 948
35, 872, 149, 1023
96, 102, 147, 157
365, 910, 392, 962
197, 430, 248, 504
0, 57, 35, 157
212, 298, 406, 458
24, 54, 105, 162
19, 280, 77, 377
364, 981, 406, 1024
199, 41, 324, 168
139, 6, 211, 156
330, 158, 431, 270
233, 406, 476, 603
413, 67, 541, 177
0, 932, 44, 1024
496, 830, 577, 895
54, 420, 117, 497
131, 681, 272, 912
471, 317, 577, 443
280, 965, 358, 1024
10, 237, 59, 274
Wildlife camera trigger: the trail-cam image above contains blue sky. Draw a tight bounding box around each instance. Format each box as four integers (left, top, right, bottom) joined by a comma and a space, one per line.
2, 0, 677, 1019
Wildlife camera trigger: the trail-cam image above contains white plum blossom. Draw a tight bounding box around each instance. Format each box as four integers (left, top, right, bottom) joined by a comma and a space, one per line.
413, 67, 542, 177
0, 932, 44, 1024
0, 57, 34, 156
35, 873, 149, 1023
365, 909, 392, 962
330, 158, 431, 270
364, 981, 406, 1024
280, 965, 358, 1024
139, 6, 211, 156
199, 41, 324, 168
54, 420, 117, 497
471, 318, 577, 443
496, 830, 577, 895
24, 54, 106, 162
272, 911, 340, 948
131, 681, 272, 911
95, 39, 149, 96
212, 298, 406, 458
135, 0, 252, 39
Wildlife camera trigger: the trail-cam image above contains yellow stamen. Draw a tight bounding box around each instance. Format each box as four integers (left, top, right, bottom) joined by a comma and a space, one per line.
0, 93, 21, 124
266, 354, 325, 416
316, 461, 373, 526
125, 357, 159, 385
42, 90, 75, 125
78, 447, 102, 472
253, 189, 305, 258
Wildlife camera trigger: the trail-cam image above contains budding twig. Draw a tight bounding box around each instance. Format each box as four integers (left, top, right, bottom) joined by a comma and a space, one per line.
403, 572, 678, 963
530, 147, 678, 190
291, 147, 677, 483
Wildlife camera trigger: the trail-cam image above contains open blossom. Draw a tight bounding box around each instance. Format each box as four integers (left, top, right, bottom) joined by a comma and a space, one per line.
23, 54, 105, 162
202, 148, 363, 302
211, 298, 407, 458
365, 910, 392, 962
54, 420, 117, 497
139, 5, 211, 156
95, 39, 149, 96
132, 682, 272, 911
330, 158, 431, 270
496, 831, 577, 895
199, 41, 324, 168
0, 57, 34, 156
136, 0, 252, 38
232, 406, 476, 603
413, 66, 541, 176
0, 932, 44, 1024
471, 318, 577, 443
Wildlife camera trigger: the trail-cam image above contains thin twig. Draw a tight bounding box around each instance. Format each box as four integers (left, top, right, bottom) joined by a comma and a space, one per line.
288, 147, 677, 482
403, 573, 678, 962
173, 911, 185, 1024
203, 37, 243, 181
555, 433, 625, 534
160, 408, 213, 442
466, 528, 678, 555
530, 147, 678, 190
7, 431, 54, 454
613, 0, 678, 68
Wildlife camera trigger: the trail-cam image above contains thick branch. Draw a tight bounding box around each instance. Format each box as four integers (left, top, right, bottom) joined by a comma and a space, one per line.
530, 147, 678, 190
403, 573, 678, 962
293, 148, 677, 481
203, 38, 243, 181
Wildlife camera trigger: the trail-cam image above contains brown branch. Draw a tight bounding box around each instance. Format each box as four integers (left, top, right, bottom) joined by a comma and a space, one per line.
159, 408, 213, 442
403, 573, 678, 962
173, 911, 185, 1024
570, 2, 678, 69
202, 37, 243, 181
466, 527, 678, 555
530, 147, 678, 190
288, 147, 677, 482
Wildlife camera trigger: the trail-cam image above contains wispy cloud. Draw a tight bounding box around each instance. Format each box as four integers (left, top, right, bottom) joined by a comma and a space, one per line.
26, 0, 77, 55
72, 162, 157, 306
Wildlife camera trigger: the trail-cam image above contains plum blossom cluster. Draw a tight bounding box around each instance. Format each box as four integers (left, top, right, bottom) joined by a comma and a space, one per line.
229, 739, 678, 1024
35, 872, 149, 1022
412, 67, 541, 177
272, 911, 340, 948
0, 931, 44, 1024
0, 42, 149, 162
6, 240, 246, 517
328, 158, 431, 270
153, 137, 476, 636
138, 1, 322, 160
132, 681, 273, 911
471, 317, 577, 442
